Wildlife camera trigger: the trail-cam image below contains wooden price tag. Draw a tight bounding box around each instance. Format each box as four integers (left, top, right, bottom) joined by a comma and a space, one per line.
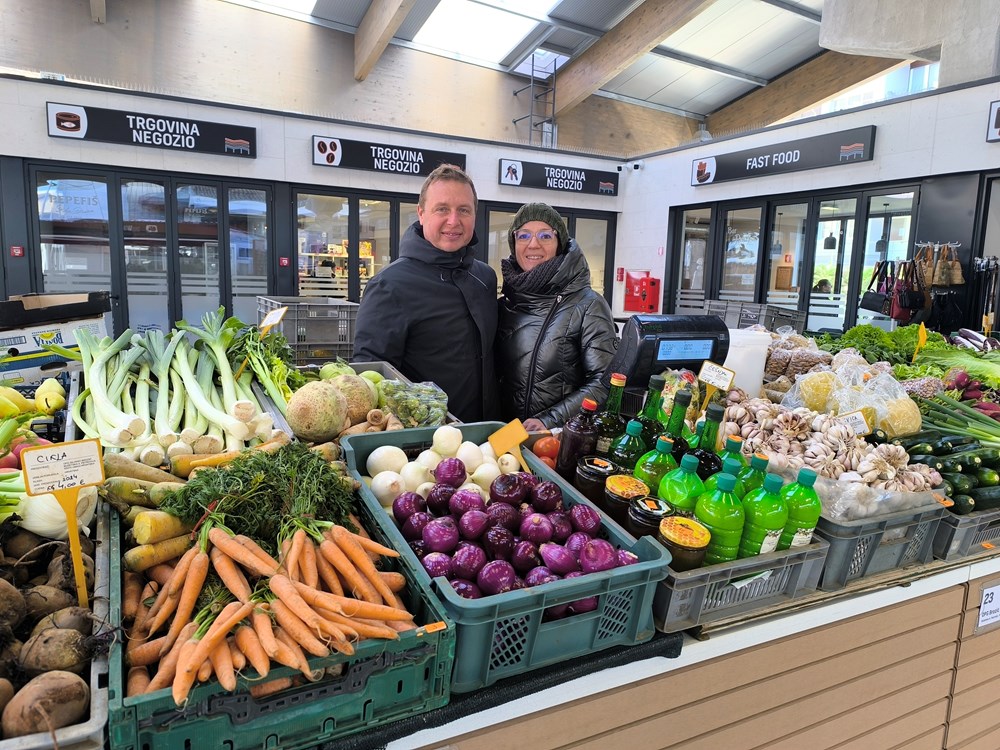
840, 410, 871, 437
20, 438, 104, 608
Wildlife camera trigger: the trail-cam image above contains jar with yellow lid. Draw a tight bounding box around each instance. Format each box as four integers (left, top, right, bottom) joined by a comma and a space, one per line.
658, 516, 711, 571
627, 496, 673, 539
604, 474, 649, 528
574, 455, 624, 511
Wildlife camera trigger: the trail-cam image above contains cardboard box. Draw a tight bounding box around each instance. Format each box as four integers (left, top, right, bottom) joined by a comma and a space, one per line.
0, 293, 110, 385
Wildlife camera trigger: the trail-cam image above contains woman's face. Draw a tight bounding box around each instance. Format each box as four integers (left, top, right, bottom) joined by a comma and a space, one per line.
514, 220, 559, 272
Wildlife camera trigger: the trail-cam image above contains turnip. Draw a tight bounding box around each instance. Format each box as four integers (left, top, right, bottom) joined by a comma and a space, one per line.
18, 629, 91, 676
1, 670, 89, 737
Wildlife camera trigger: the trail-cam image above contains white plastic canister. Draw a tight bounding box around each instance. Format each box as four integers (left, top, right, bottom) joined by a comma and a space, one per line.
722, 328, 772, 396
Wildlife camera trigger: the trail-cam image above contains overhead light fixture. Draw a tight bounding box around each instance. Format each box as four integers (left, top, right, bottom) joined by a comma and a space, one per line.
875, 202, 890, 254
824, 232, 837, 250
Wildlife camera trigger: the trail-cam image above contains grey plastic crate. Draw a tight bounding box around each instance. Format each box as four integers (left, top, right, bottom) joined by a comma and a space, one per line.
815, 503, 945, 591
257, 295, 359, 363
933, 508, 1000, 561
652, 538, 829, 633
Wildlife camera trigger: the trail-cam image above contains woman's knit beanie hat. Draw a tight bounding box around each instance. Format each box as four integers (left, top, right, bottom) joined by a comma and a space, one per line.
508, 203, 570, 255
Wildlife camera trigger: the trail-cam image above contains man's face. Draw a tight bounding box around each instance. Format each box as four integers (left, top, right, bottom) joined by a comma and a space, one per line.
417, 179, 476, 253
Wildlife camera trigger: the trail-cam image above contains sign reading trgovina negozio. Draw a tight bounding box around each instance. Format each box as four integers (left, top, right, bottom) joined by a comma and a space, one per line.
691, 125, 877, 186
499, 158, 619, 196
46, 102, 256, 158
312, 136, 465, 175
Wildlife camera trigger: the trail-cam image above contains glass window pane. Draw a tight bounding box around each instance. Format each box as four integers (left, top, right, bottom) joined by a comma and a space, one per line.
359, 199, 389, 299
808, 198, 857, 332
676, 208, 710, 314
720, 208, 761, 303
574, 218, 608, 297
176, 184, 220, 323
297, 193, 349, 299
122, 180, 168, 332
229, 188, 269, 324
857, 192, 914, 329
765, 203, 808, 311
487, 209, 516, 284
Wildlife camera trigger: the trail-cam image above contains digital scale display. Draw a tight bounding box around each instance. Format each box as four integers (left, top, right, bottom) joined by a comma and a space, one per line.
655, 338, 715, 362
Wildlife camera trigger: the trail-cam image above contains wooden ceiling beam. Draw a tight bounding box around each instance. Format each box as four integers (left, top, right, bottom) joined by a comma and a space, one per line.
355, 0, 417, 81
555, 0, 718, 116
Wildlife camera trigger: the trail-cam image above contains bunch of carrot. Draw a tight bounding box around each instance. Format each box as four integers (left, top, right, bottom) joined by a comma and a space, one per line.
121, 518, 417, 706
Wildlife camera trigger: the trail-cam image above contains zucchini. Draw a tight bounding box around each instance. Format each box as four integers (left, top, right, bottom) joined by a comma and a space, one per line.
893, 431, 942, 449
975, 467, 1000, 487
864, 429, 889, 446
969, 485, 1000, 511
951, 495, 976, 515
939, 455, 970, 474
942, 472, 975, 494
903, 442, 936, 458
934, 478, 955, 497
909, 455, 947, 472
966, 448, 1000, 468
943, 452, 982, 471
935, 435, 979, 451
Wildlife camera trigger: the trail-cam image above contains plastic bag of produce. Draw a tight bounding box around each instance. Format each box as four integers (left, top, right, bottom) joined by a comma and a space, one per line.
660, 368, 700, 422
378, 379, 449, 427
831, 347, 868, 370
769, 325, 814, 351
815, 477, 941, 521
780, 369, 843, 413
868, 373, 922, 438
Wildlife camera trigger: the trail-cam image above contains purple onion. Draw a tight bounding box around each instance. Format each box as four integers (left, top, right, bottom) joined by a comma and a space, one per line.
482, 525, 515, 560
392, 492, 426, 524
425, 484, 456, 516
617, 549, 640, 567
544, 603, 570, 620
489, 473, 527, 505
519, 502, 535, 520
421, 551, 452, 578
539, 543, 580, 575
579, 539, 618, 573
510, 540, 543, 575
547, 511, 573, 543
458, 509, 490, 540
524, 566, 559, 587
477, 560, 518, 595
517, 472, 541, 490
530, 481, 563, 513
449, 489, 486, 518
450, 579, 483, 599
450, 544, 487, 580
408, 539, 428, 560
569, 503, 602, 536
520, 513, 554, 545
564, 571, 599, 613
401, 511, 434, 541
486, 502, 520, 532
434, 457, 467, 488
422, 516, 460, 553
564, 532, 591, 559
512, 576, 526, 590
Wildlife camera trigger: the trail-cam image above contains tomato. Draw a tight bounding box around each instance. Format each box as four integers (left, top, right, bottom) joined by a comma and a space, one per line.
538, 456, 557, 469
533, 436, 560, 460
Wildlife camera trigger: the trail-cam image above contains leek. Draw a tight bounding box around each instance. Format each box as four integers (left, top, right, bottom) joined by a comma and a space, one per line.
171, 338, 250, 441
177, 308, 256, 423
135, 329, 183, 447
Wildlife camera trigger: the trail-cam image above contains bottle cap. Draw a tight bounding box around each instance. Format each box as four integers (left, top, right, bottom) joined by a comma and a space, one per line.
674, 389, 692, 406
706, 403, 725, 420
722, 457, 742, 475
725, 435, 744, 450
680, 454, 700, 471
751, 452, 769, 470
797, 468, 818, 487
695, 422, 704, 434
656, 436, 674, 452
610, 373, 627, 386
717, 473, 737, 492
763, 473, 784, 494
625, 420, 643, 437
581, 398, 598, 411
648, 374, 666, 389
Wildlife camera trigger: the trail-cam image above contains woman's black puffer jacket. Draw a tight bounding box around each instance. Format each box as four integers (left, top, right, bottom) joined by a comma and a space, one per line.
497, 240, 618, 428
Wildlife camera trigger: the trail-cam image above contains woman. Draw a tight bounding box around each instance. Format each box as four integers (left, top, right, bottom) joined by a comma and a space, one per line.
496, 203, 618, 431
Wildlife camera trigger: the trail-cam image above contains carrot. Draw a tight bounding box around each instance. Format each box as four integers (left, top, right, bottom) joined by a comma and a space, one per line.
249, 676, 293, 699
285, 529, 306, 582
122, 571, 145, 623
291, 580, 415, 621
228, 636, 246, 672
385, 591, 418, 632
209, 547, 252, 603
269, 598, 330, 658
172, 600, 254, 706
157, 549, 211, 656
251, 607, 280, 659
330, 526, 397, 604
145, 563, 177, 587
317, 609, 399, 640
314, 548, 344, 596
169, 453, 223, 479
145, 621, 197, 694
268, 636, 302, 671
148, 481, 186, 506
133, 510, 192, 546
207, 527, 279, 578
145, 546, 199, 635
274, 627, 323, 682
234, 624, 270, 678
299, 538, 319, 589
235, 534, 283, 568
378, 571, 406, 593
126, 634, 171, 668
197, 656, 214, 683
187, 433, 292, 473
209, 638, 237, 691
131, 580, 159, 635
318, 539, 380, 604
127, 666, 150, 697
268, 575, 332, 639
352, 535, 401, 559
124, 534, 193, 573
103, 476, 158, 514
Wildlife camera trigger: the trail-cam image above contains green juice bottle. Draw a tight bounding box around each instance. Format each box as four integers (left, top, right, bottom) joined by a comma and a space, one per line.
694, 473, 745, 565
701, 457, 746, 499
663, 389, 691, 464
718, 435, 748, 467
633, 436, 677, 490
739, 473, 788, 558
687, 403, 724, 481
737, 453, 769, 497
778, 467, 822, 550
635, 374, 668, 450
687, 421, 704, 450
607, 420, 646, 472
657, 453, 705, 518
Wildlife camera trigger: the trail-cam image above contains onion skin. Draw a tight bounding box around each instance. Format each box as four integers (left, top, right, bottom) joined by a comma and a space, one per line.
579, 539, 619, 574
617, 549, 640, 567
482, 526, 515, 561
421, 552, 452, 579
477, 560, 517, 595
450, 580, 483, 599
449, 489, 486, 518
434, 457, 468, 488
401, 511, 434, 541
450, 544, 487, 580
485, 502, 520, 532
547, 511, 573, 543
421, 517, 460, 553
519, 513, 554, 545
540, 543, 580, 575
425, 484, 457, 516
392, 492, 427, 524
569, 504, 602, 536
530, 481, 563, 513
564, 531, 591, 559
524, 566, 559, 587
489, 473, 527, 506
510, 540, 543, 575
458, 509, 490, 540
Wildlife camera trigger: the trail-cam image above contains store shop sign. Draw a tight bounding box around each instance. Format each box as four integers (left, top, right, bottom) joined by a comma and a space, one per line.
498, 158, 619, 197
46, 102, 256, 158
312, 136, 465, 175
690, 126, 876, 186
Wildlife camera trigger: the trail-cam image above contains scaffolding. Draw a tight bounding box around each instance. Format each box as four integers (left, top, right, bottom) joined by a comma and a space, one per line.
513, 53, 556, 148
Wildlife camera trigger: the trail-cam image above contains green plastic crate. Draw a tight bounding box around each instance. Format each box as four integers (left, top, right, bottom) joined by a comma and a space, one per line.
341, 422, 671, 693
107, 494, 456, 750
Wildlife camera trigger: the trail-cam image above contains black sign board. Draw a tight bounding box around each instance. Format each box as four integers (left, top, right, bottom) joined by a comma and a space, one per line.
312, 136, 465, 175
738, 307, 761, 328
46, 102, 256, 158
498, 158, 619, 196
691, 126, 876, 186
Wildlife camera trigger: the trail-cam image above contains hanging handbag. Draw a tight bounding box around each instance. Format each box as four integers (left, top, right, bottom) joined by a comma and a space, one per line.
933, 246, 954, 287
890, 263, 914, 323
914, 246, 935, 303
859, 260, 892, 314
945, 245, 966, 286
897, 261, 926, 311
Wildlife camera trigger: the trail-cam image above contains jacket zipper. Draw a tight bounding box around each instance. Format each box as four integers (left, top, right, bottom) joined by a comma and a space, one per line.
522, 294, 563, 421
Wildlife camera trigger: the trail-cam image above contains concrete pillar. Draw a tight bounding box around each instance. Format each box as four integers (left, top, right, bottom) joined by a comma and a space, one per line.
820, 0, 1000, 87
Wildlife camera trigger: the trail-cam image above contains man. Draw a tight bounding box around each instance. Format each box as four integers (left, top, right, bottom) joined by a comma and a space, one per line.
352, 164, 499, 422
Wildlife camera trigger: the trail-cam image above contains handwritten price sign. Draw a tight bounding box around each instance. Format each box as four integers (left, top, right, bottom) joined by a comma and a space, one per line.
698, 361, 735, 391
21, 439, 104, 495
840, 410, 872, 437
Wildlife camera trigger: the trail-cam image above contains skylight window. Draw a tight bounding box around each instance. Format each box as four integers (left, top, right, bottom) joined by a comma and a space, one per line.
412, 0, 542, 65
512, 49, 569, 79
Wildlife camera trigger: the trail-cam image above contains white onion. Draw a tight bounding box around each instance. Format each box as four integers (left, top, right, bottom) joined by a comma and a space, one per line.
399, 461, 434, 492
415, 449, 443, 471
455, 441, 484, 472
370, 470, 405, 506
431, 425, 463, 457
366, 445, 408, 477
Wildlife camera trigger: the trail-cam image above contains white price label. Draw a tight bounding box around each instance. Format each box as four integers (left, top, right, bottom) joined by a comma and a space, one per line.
841, 410, 871, 436
978, 584, 1000, 631
21, 439, 104, 495
698, 360, 735, 391
260, 306, 288, 330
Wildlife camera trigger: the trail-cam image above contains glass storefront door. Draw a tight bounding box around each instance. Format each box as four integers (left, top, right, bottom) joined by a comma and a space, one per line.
720, 207, 762, 303
808, 198, 857, 332
486, 209, 517, 282
122, 180, 168, 332
676, 208, 710, 314
573, 217, 609, 296
228, 188, 270, 325
296, 193, 350, 299
176, 184, 221, 325
856, 192, 915, 329
765, 203, 808, 311
359, 199, 389, 298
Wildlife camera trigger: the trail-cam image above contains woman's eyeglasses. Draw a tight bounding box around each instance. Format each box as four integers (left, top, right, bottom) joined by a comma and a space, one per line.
515, 230, 557, 243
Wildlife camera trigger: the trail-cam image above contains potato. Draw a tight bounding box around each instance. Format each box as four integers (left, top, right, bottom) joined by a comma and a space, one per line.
0, 579, 25, 630
0, 678, 13, 716
2, 530, 46, 562
1, 671, 89, 738
0, 642, 21, 681
30, 606, 95, 640
22, 585, 77, 622
18, 628, 90, 676
46, 554, 95, 594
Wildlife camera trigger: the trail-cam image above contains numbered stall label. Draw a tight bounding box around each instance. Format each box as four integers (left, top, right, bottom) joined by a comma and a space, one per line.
21, 438, 104, 494
977, 583, 1000, 634
698, 361, 735, 391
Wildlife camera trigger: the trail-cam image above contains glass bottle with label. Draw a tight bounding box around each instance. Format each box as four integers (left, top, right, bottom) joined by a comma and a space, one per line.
778, 467, 822, 550
657, 453, 705, 518
694, 473, 745, 565
700, 456, 746, 499
635, 374, 668, 450
663, 388, 691, 464
718, 435, 748, 467
739, 473, 788, 558
687, 403, 724, 480
594, 373, 628, 457
608, 419, 646, 471
633, 436, 677, 490
555, 398, 599, 481
737, 453, 769, 497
